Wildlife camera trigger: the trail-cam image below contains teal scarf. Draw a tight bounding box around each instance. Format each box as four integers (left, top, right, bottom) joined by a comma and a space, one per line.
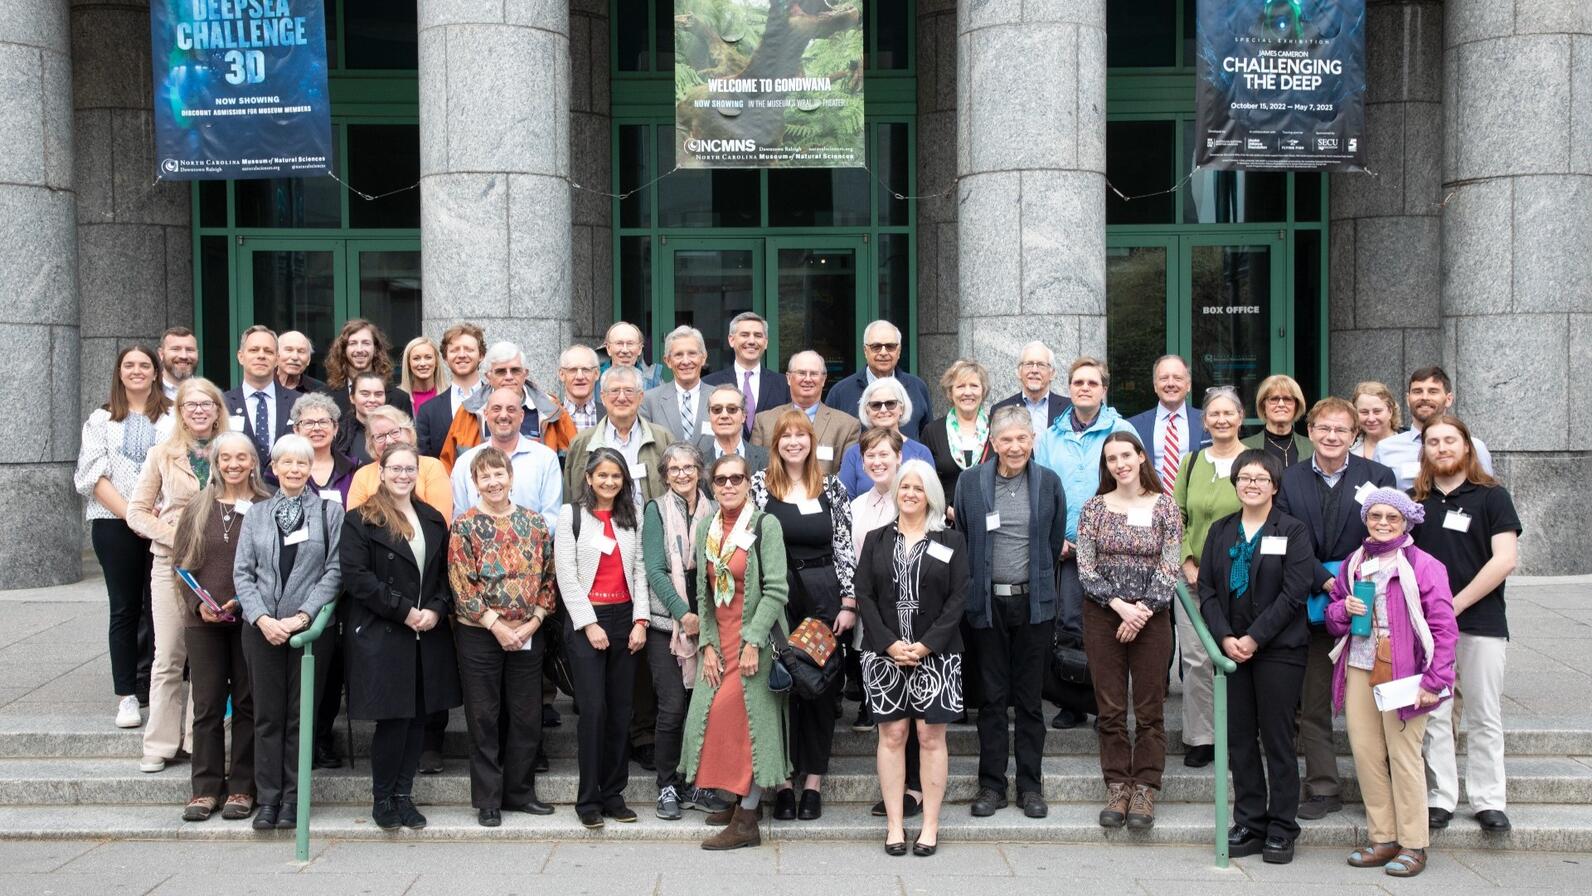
1228, 522, 1265, 599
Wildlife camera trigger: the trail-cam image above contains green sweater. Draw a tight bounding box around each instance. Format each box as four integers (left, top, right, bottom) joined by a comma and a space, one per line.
1173, 448, 1243, 567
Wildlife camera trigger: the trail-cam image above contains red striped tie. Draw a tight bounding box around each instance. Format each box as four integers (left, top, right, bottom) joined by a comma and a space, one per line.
1160, 412, 1181, 496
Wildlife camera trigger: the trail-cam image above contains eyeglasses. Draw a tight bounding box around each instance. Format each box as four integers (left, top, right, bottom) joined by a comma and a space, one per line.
384, 465, 418, 476
295, 418, 334, 430
604, 387, 640, 398
1018, 361, 1052, 371
789, 369, 825, 380
864, 342, 900, 353
711, 473, 748, 487
1311, 425, 1354, 437
1264, 395, 1295, 405
179, 401, 216, 412
560, 365, 599, 375
491, 366, 525, 377
1235, 475, 1273, 485
665, 465, 698, 478
866, 400, 900, 412
709, 404, 742, 415
1365, 511, 1406, 524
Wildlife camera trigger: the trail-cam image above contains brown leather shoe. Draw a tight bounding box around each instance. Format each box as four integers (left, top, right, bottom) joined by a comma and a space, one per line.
1098, 782, 1131, 828
701, 806, 762, 850
1126, 784, 1156, 830
182, 796, 216, 822
704, 805, 736, 826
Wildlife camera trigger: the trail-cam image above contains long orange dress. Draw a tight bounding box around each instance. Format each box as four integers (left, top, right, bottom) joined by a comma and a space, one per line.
692, 514, 755, 795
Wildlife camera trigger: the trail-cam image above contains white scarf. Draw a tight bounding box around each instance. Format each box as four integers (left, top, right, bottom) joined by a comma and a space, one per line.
1327, 540, 1434, 670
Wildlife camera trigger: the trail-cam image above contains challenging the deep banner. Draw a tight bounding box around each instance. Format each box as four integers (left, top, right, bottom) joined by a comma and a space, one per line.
150, 0, 332, 181
1195, 0, 1366, 171
674, 0, 865, 168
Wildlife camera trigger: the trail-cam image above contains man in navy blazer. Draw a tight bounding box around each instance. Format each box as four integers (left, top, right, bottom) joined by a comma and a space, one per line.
989, 341, 1072, 435
1125, 355, 1210, 492
223, 325, 298, 474
1274, 396, 1396, 823
700, 311, 789, 437
825, 319, 933, 439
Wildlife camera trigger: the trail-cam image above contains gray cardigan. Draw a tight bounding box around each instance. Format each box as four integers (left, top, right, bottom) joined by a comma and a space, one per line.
554, 502, 650, 630
952, 459, 1067, 630
234, 491, 344, 625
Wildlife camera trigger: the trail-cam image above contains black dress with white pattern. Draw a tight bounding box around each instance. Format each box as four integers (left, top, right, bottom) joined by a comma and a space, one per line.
860, 533, 963, 723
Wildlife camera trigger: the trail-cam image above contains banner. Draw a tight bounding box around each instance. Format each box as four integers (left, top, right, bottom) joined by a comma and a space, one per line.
674, 0, 864, 168
1194, 0, 1366, 171
150, 0, 333, 181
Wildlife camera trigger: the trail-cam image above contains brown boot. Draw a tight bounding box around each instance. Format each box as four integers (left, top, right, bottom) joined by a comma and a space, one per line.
701, 806, 761, 850
1125, 784, 1156, 830
704, 805, 735, 826
1098, 782, 1131, 828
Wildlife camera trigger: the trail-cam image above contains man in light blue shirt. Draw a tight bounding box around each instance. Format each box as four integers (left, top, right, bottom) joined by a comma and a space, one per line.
1374, 366, 1493, 489
451, 387, 563, 531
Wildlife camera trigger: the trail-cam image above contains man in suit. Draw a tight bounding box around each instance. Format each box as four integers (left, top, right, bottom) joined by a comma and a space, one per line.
694, 384, 770, 470
826, 320, 933, 439
416, 322, 486, 458
1275, 396, 1396, 822
223, 325, 298, 475
639, 325, 712, 443
158, 326, 199, 400
989, 341, 1072, 435
1126, 354, 1210, 497
702, 311, 789, 437
750, 350, 860, 477
276, 330, 326, 394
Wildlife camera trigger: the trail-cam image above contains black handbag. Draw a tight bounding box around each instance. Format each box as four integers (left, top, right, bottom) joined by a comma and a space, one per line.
1050, 629, 1090, 685
775, 638, 843, 700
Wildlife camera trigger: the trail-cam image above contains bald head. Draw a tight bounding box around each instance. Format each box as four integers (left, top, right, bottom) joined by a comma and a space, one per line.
862, 320, 903, 377
483, 386, 526, 444
785, 350, 829, 407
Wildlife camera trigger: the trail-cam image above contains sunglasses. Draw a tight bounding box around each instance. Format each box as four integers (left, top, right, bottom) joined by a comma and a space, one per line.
709, 404, 743, 415
864, 342, 900, 352
711, 473, 748, 487
866, 400, 900, 412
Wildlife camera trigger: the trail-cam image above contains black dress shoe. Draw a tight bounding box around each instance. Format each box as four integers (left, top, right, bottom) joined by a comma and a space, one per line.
970, 788, 1007, 817
252, 804, 279, 830
478, 808, 501, 827
1262, 835, 1295, 864
1228, 824, 1264, 857
772, 788, 797, 820
418, 750, 444, 774
1429, 807, 1453, 829
871, 794, 923, 817
275, 805, 296, 829
1182, 745, 1214, 768
1051, 708, 1085, 729
313, 743, 343, 770
1475, 809, 1512, 832
632, 744, 656, 771
1016, 791, 1048, 819
542, 704, 562, 728
372, 798, 401, 831
885, 840, 907, 857
797, 788, 822, 820
577, 809, 604, 829
393, 795, 427, 830
912, 839, 938, 857
506, 796, 555, 816
604, 803, 638, 823
534, 748, 550, 773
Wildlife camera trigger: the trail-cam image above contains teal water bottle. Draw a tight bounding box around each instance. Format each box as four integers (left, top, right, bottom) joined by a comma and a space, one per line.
1350, 580, 1374, 637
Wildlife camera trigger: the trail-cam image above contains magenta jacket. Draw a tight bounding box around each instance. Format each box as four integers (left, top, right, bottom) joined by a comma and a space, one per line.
1325, 545, 1458, 722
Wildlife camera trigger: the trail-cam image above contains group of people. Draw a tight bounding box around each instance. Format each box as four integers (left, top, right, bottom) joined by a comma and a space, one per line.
73, 315, 1520, 871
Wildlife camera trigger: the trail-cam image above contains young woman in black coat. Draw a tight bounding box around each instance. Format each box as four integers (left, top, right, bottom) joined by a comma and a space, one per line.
340, 444, 462, 832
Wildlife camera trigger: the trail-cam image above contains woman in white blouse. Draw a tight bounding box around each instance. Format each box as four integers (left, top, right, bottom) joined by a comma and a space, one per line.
74, 346, 174, 729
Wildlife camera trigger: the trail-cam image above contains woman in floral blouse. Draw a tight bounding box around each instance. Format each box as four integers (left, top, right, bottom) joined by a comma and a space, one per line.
1076, 431, 1183, 832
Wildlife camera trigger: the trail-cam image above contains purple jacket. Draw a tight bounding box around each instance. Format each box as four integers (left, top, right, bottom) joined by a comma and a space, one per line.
1325, 545, 1458, 722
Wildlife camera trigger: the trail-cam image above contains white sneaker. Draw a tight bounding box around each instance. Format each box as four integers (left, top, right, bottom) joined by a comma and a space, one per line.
139, 755, 166, 773
115, 696, 142, 729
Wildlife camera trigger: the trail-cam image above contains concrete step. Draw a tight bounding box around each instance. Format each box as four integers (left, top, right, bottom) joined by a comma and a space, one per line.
0, 801, 1586, 851
2, 754, 1588, 808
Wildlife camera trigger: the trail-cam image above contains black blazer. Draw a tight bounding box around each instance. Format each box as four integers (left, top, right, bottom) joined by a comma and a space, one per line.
702, 364, 791, 427
283, 373, 327, 394
1275, 454, 1396, 590
990, 391, 1072, 429
223, 384, 299, 470
415, 389, 461, 458
1197, 508, 1315, 653
919, 413, 987, 505
854, 526, 969, 656
339, 500, 463, 721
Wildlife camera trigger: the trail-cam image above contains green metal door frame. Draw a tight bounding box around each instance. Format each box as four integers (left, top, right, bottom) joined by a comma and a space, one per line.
764, 233, 871, 367
1176, 230, 1290, 379
655, 236, 767, 356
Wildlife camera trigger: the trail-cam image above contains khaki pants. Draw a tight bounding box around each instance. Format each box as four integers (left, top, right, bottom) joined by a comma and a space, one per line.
1173, 596, 1213, 746
1424, 633, 1508, 812
1345, 667, 1428, 848
141, 561, 194, 761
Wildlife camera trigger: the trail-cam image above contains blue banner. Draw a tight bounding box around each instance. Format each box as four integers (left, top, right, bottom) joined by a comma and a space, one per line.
150, 0, 332, 181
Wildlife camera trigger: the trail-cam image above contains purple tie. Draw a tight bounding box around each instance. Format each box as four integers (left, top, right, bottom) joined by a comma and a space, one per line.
742, 370, 757, 436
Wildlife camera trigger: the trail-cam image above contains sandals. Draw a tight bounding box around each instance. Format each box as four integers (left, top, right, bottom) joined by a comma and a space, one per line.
1346, 842, 1400, 868
1384, 848, 1427, 878
182, 796, 217, 822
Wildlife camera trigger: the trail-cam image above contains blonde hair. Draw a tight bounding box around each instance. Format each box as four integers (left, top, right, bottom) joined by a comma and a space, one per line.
1352, 380, 1402, 432
938, 358, 991, 405
363, 405, 417, 455
1253, 374, 1307, 422
399, 336, 441, 394
165, 377, 229, 459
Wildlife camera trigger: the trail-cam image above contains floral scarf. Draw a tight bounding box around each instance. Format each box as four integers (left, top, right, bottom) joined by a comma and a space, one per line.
946, 409, 990, 470
703, 504, 754, 608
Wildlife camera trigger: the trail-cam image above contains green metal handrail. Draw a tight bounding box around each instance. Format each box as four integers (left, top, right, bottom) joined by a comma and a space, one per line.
289, 601, 338, 862
1174, 580, 1238, 868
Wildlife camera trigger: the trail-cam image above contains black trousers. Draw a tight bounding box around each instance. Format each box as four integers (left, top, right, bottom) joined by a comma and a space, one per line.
370, 643, 431, 802
241, 623, 302, 809
91, 519, 155, 697
456, 623, 545, 809
970, 593, 1049, 796
644, 628, 688, 789
1228, 651, 1307, 840
186, 623, 254, 801
566, 604, 636, 813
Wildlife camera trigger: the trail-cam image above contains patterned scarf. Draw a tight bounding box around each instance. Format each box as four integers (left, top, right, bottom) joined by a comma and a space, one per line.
1228, 521, 1266, 599
187, 438, 211, 487
703, 504, 753, 608
274, 493, 305, 536
946, 408, 990, 470
658, 490, 714, 612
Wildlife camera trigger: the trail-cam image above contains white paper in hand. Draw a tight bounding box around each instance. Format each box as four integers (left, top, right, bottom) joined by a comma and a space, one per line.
1372, 674, 1449, 712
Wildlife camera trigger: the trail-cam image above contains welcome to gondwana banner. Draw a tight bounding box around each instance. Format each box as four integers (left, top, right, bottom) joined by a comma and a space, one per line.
150, 0, 333, 181
674, 0, 865, 168
1195, 0, 1367, 171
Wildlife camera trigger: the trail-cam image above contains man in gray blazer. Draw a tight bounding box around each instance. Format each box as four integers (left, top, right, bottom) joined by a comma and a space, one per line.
694, 384, 769, 470
639, 325, 712, 443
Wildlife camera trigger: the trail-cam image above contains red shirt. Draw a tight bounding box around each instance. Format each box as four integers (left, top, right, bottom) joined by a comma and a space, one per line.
588, 510, 632, 605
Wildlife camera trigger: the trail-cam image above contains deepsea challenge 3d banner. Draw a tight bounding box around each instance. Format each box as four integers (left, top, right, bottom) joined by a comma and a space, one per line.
674, 0, 865, 168
150, 0, 332, 180
1195, 0, 1366, 171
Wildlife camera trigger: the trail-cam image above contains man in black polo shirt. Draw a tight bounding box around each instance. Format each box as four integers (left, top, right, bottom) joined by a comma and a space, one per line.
1412, 415, 1521, 835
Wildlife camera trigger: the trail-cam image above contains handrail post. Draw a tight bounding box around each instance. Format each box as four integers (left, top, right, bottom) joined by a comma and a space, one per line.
289, 602, 338, 863
1174, 581, 1238, 869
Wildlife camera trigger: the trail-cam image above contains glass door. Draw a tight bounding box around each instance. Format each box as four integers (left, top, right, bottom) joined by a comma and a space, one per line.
349, 239, 423, 368
1106, 236, 1177, 416
237, 238, 349, 382
766, 236, 869, 382
657, 238, 764, 376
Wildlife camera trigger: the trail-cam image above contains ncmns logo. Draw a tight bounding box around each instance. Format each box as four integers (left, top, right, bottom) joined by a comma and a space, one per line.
687, 138, 757, 153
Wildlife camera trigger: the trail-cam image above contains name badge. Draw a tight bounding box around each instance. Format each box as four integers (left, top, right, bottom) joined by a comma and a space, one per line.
1399, 462, 1420, 482
321, 491, 343, 506
731, 530, 757, 551
1359, 557, 1381, 575
1212, 456, 1235, 478
1126, 506, 1154, 528
985, 512, 1001, 531
797, 498, 823, 515
596, 535, 618, 555
229, 415, 247, 433
926, 541, 954, 564
629, 463, 647, 479
282, 527, 309, 546
1354, 481, 1376, 505
1443, 510, 1472, 533
816, 445, 835, 462
1260, 536, 1288, 556
232, 499, 253, 515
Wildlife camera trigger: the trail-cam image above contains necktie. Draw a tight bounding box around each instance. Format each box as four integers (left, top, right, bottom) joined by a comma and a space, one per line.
680, 389, 695, 441
1161, 411, 1181, 496
252, 392, 272, 459
741, 370, 756, 436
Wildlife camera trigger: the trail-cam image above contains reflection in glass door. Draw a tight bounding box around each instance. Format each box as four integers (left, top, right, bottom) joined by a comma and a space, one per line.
1106, 240, 1175, 415
660, 239, 761, 374
767, 237, 866, 382
1185, 241, 1281, 410
240, 240, 346, 381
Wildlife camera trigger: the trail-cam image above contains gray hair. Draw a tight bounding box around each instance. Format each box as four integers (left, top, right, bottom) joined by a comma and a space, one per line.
559, 343, 600, 368
661, 442, 705, 473
483, 341, 524, 369
662, 325, 707, 357
989, 404, 1034, 437
858, 376, 913, 429
289, 391, 340, 425
1202, 385, 1244, 415
893, 459, 948, 532
863, 319, 903, 344
727, 311, 767, 333
279, 330, 315, 353
270, 432, 315, 465
600, 364, 642, 392
1153, 354, 1191, 378
1017, 340, 1056, 369
708, 383, 744, 409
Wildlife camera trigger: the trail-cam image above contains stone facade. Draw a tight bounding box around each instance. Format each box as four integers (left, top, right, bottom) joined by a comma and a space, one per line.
914, 0, 959, 386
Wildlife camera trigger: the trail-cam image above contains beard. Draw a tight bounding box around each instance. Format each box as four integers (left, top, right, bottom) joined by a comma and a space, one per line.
1431, 455, 1466, 477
